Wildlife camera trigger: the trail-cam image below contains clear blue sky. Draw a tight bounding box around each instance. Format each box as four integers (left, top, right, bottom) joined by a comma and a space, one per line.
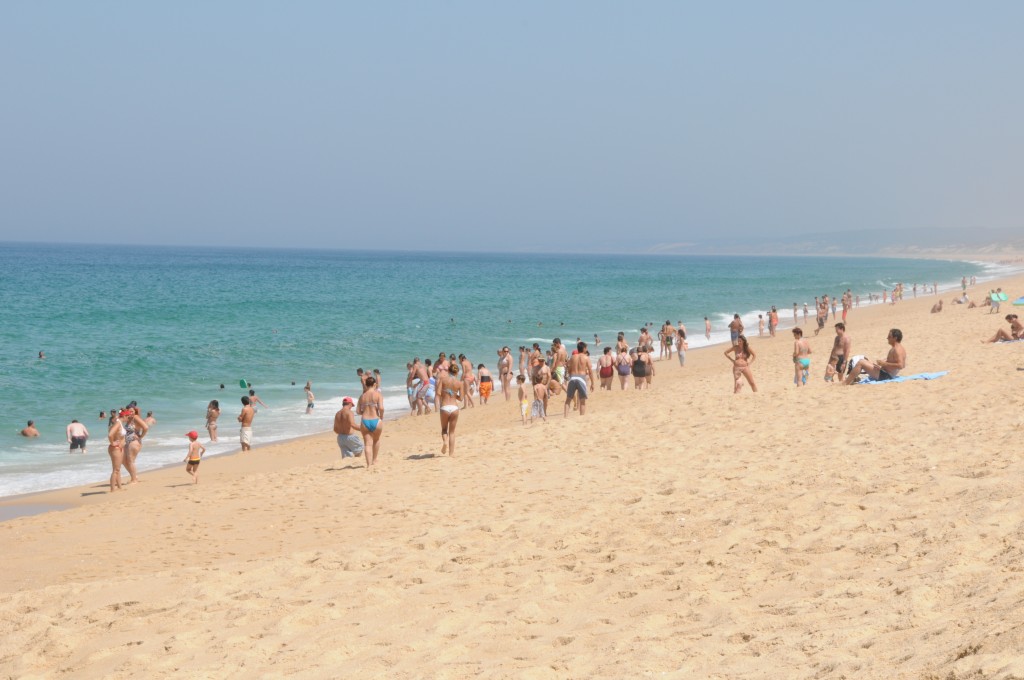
1, 2, 1021, 252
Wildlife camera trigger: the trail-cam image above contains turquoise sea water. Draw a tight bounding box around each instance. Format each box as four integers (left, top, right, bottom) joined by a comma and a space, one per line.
0, 242, 1008, 498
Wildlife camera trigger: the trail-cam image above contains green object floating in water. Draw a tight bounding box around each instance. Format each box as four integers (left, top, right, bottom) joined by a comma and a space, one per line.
239, 379, 248, 389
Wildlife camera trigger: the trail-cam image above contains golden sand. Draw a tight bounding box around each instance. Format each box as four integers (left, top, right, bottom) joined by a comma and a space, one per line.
2, 272, 1023, 678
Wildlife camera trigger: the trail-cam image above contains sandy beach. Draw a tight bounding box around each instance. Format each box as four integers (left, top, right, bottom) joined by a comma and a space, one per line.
3, 271, 1024, 678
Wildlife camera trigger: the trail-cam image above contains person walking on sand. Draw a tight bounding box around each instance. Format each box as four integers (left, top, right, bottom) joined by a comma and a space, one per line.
122, 406, 148, 484
67, 419, 89, 454
183, 431, 205, 484
460, 354, 476, 408
206, 400, 220, 441
564, 341, 595, 417
436, 361, 462, 456
238, 396, 255, 451
107, 410, 128, 492
792, 327, 812, 387
825, 323, 852, 382
498, 346, 514, 401
676, 322, 688, 367
357, 376, 384, 470
333, 396, 364, 461
724, 335, 757, 393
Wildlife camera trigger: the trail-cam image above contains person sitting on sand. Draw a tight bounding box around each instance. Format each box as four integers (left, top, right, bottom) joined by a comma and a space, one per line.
20, 420, 39, 437
982, 314, 1023, 343
931, 300, 943, 313
844, 328, 906, 384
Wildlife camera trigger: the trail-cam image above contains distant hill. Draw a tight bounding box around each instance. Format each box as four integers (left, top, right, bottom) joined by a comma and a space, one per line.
649, 227, 1024, 259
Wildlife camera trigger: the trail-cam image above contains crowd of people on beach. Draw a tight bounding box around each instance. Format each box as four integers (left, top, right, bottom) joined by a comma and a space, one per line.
17, 274, 1016, 489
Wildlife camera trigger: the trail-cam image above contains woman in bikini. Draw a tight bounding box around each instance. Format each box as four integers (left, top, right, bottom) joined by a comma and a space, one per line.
983, 314, 1024, 343
724, 334, 758, 393
598, 346, 615, 390
206, 399, 220, 442
357, 376, 384, 471
498, 346, 513, 401
107, 410, 128, 492
437, 361, 462, 456
460, 354, 475, 408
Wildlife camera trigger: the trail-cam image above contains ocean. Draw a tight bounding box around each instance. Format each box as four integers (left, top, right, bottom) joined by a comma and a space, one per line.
0, 242, 1009, 498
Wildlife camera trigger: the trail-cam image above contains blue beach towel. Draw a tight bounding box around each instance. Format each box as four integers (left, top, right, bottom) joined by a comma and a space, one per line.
857, 371, 949, 384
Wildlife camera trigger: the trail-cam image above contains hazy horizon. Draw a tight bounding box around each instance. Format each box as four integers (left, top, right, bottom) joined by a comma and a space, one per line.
2, 3, 1022, 252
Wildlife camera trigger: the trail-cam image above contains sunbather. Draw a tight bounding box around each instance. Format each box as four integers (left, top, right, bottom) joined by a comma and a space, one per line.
844, 328, 906, 384
982, 314, 1023, 343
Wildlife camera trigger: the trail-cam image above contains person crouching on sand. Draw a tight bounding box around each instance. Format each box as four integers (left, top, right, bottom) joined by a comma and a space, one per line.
724, 335, 757, 393
183, 431, 205, 484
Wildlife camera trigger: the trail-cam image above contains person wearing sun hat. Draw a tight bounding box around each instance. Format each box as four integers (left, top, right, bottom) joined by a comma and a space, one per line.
183, 431, 206, 484
333, 396, 364, 462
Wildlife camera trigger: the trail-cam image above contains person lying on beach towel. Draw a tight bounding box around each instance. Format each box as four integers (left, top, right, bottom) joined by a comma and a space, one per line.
843, 328, 906, 385
982, 314, 1023, 343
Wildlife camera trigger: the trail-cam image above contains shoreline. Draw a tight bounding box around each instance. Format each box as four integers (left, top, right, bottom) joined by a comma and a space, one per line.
3, 265, 1023, 676
2, 263, 1020, 516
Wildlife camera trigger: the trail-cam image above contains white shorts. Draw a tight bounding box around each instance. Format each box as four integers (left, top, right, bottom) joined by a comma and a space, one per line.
240, 427, 252, 445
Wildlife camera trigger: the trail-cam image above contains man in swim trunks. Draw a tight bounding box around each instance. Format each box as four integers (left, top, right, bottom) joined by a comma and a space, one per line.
333, 396, 364, 461
238, 396, 255, 451
728, 314, 743, 346
66, 419, 89, 453
564, 341, 595, 417
826, 322, 852, 382
844, 328, 906, 385
791, 327, 812, 387
551, 339, 568, 385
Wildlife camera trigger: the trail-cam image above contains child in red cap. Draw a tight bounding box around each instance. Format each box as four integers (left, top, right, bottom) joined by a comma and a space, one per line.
184, 431, 206, 484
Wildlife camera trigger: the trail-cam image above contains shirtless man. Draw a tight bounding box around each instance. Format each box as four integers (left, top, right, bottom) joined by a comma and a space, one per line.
791, 327, 812, 387
826, 322, 852, 382
67, 419, 89, 453
333, 396, 364, 461
144, 411, 157, 427
412, 358, 431, 414
533, 356, 552, 386
661, 320, 675, 359
844, 328, 906, 385
550, 339, 568, 385
304, 382, 315, 414
704, 317, 712, 341
518, 347, 528, 379
20, 420, 39, 437
564, 342, 596, 417
728, 314, 744, 346
238, 396, 255, 451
